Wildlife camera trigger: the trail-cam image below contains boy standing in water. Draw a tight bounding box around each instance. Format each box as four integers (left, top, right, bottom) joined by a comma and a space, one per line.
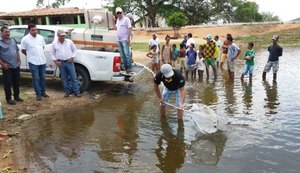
226, 36, 241, 81
185, 43, 197, 80
241, 42, 255, 83
262, 35, 283, 82
171, 44, 179, 67
179, 43, 186, 74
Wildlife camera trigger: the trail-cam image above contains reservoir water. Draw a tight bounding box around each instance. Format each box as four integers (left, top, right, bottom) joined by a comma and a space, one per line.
19, 47, 300, 173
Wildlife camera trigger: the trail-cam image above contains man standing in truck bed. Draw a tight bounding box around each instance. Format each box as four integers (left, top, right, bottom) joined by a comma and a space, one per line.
112, 7, 132, 72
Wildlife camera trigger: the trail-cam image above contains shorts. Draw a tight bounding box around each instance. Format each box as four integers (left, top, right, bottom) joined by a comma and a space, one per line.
179, 58, 186, 69
174, 58, 181, 68
205, 58, 215, 66
186, 63, 195, 72
151, 56, 160, 64
221, 54, 227, 63
161, 87, 181, 107
198, 70, 204, 76
243, 64, 254, 75
227, 60, 235, 72
263, 61, 279, 73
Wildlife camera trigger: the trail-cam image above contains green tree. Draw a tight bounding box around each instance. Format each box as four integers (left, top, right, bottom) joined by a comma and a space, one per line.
36, 0, 70, 8
112, 0, 170, 27
211, 0, 241, 23
261, 12, 280, 22
172, 0, 211, 25
233, 1, 262, 22
167, 12, 188, 38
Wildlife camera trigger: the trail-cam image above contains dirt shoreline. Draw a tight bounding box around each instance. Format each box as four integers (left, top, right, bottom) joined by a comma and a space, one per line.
1, 22, 300, 172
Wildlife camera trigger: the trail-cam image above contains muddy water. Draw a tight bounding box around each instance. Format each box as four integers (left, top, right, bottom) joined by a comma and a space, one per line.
19, 47, 300, 173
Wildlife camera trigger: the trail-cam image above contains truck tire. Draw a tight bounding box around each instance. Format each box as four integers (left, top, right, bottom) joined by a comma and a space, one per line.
75, 65, 91, 92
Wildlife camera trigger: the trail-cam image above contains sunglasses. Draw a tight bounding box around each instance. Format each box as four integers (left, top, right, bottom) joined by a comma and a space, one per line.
116, 12, 122, 15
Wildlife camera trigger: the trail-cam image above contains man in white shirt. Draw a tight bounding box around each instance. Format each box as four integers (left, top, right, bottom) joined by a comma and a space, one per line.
21, 23, 49, 101
149, 33, 161, 65
112, 7, 132, 72
186, 33, 196, 50
50, 29, 81, 98
149, 33, 160, 52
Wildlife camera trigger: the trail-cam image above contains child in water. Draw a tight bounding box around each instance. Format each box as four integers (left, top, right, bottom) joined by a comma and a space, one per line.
146, 45, 160, 72
171, 44, 179, 67
241, 42, 255, 83
196, 45, 206, 81
186, 43, 197, 80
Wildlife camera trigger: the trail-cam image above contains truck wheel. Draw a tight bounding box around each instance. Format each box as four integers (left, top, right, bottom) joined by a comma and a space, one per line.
75, 65, 91, 92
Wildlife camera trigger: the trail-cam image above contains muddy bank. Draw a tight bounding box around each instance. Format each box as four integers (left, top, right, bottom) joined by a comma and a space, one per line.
0, 75, 137, 172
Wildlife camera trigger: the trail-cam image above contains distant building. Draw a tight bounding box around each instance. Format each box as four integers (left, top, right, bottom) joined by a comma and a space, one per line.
0, 7, 85, 25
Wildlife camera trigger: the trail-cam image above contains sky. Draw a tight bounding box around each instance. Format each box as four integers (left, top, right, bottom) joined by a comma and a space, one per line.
0, 0, 299, 21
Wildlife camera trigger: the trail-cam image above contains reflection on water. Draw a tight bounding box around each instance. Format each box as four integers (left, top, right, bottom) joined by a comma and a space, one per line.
191, 133, 227, 166
18, 48, 300, 173
242, 82, 253, 115
263, 81, 279, 115
155, 118, 185, 173
223, 80, 237, 116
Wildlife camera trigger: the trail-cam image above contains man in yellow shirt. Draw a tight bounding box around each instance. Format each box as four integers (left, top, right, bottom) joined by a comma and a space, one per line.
203, 34, 217, 80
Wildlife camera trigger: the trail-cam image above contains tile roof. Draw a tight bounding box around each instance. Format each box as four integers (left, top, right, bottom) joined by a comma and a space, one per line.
0, 7, 83, 19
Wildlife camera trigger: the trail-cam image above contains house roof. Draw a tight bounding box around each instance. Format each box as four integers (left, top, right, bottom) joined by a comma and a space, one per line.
0, 7, 83, 20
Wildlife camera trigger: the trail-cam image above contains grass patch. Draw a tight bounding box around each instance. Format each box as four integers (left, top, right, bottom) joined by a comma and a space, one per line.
236, 26, 300, 48
132, 42, 149, 52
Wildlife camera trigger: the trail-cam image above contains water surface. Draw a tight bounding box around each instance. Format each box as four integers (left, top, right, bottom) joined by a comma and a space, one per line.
19, 47, 300, 173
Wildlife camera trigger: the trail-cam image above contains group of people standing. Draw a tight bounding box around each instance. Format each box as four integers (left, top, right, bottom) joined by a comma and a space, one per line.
152, 32, 283, 120
0, 23, 81, 105
148, 32, 282, 83
147, 32, 244, 82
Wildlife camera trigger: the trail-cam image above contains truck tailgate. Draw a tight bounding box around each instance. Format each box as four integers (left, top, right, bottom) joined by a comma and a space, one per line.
120, 63, 147, 77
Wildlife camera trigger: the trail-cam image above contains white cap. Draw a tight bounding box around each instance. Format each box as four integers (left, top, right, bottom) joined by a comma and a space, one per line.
161, 64, 174, 78
272, 35, 279, 40
204, 34, 212, 40
57, 29, 66, 36
116, 7, 123, 13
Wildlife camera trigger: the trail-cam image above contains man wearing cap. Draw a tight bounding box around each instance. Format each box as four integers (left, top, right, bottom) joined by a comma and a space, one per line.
203, 34, 217, 79
50, 29, 81, 98
21, 23, 49, 101
154, 64, 186, 120
181, 34, 188, 48
112, 7, 132, 72
262, 35, 283, 82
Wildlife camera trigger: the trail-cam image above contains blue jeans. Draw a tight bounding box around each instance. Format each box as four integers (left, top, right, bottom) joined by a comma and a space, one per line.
161, 87, 181, 107
118, 40, 132, 69
243, 64, 254, 75
29, 63, 46, 96
60, 62, 80, 94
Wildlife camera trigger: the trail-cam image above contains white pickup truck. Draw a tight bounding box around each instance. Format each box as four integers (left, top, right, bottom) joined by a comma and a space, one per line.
8, 25, 143, 91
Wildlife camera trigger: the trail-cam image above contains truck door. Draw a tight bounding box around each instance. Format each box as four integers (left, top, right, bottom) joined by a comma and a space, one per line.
38, 29, 56, 76
9, 28, 28, 71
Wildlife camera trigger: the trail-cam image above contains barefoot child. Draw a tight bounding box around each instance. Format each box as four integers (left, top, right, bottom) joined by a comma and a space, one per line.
179, 43, 186, 73
186, 43, 197, 80
161, 35, 172, 64
171, 44, 179, 67
146, 45, 160, 72
241, 42, 255, 83
196, 45, 206, 81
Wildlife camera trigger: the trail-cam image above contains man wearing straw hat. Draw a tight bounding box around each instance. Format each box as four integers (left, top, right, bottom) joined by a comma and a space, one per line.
154, 64, 186, 120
